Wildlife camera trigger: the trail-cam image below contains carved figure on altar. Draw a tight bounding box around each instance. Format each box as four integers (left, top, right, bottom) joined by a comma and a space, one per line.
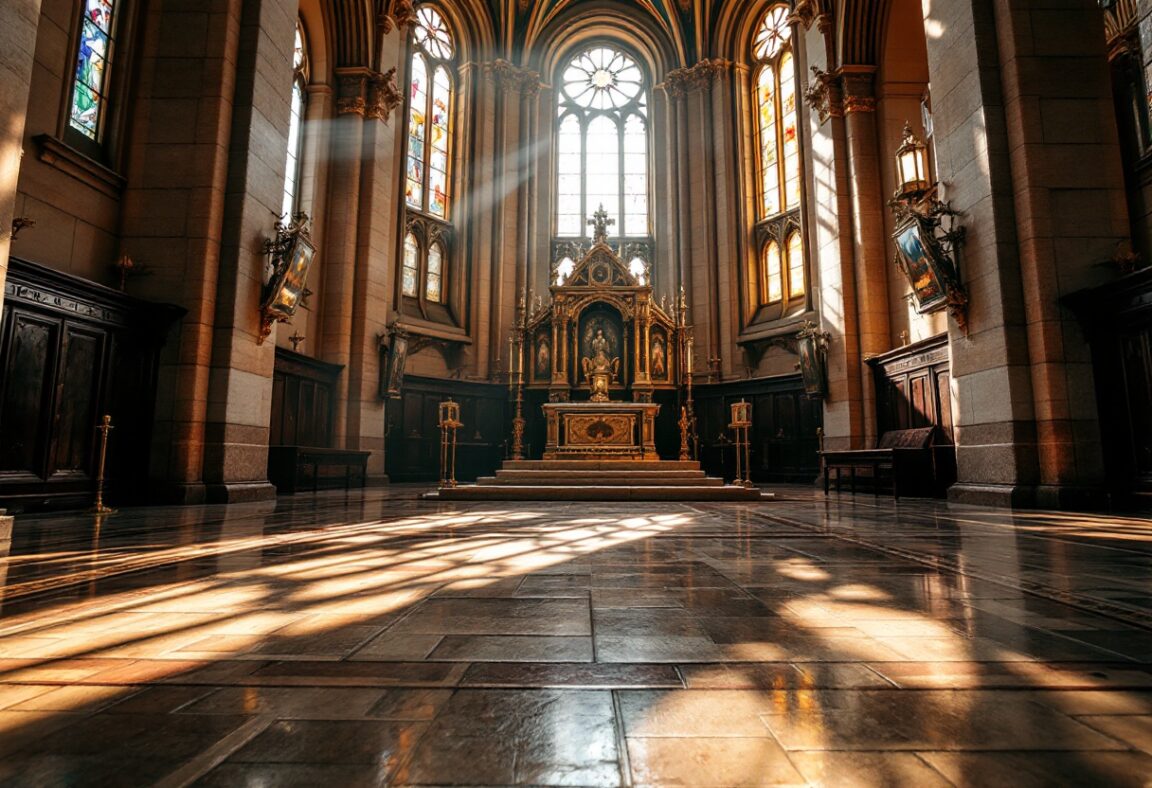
581, 328, 621, 402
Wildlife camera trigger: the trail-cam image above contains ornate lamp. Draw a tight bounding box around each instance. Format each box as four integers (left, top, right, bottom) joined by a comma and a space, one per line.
894, 123, 930, 201
888, 122, 969, 334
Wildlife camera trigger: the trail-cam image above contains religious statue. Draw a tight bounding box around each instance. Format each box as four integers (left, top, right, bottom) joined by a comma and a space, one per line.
651, 335, 667, 379
581, 328, 620, 402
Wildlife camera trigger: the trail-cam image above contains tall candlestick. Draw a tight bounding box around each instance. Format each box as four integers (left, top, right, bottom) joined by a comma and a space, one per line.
686, 337, 693, 375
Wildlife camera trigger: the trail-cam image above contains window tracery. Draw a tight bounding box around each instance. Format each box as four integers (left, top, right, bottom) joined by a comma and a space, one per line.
752, 5, 807, 315
402, 5, 454, 313
554, 44, 651, 283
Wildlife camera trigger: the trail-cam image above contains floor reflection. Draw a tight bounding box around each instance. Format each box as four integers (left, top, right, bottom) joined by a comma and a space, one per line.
0, 488, 1149, 785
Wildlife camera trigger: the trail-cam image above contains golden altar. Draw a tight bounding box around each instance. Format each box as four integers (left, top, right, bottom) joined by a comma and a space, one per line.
542, 401, 661, 460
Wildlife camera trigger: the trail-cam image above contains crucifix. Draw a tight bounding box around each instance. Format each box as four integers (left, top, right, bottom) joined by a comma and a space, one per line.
587, 204, 615, 244
288, 330, 305, 352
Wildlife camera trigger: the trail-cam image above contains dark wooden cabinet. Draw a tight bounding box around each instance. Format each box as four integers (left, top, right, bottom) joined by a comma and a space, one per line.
270, 348, 342, 447
385, 376, 507, 482
0, 258, 182, 510
1067, 268, 1152, 500
695, 374, 823, 483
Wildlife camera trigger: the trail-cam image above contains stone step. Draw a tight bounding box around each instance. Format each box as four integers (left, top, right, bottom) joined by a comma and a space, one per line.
502, 460, 701, 472
494, 469, 708, 480
426, 485, 769, 502
481, 473, 723, 487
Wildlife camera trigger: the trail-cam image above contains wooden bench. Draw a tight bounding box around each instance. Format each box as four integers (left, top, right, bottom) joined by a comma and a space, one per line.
820, 427, 939, 499
268, 446, 370, 494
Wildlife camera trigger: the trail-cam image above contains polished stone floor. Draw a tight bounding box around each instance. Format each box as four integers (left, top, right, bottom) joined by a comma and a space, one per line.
0, 487, 1151, 786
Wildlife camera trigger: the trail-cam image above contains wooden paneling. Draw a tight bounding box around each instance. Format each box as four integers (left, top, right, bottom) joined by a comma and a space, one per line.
694, 374, 822, 483
869, 334, 955, 444
0, 258, 182, 510
269, 348, 342, 448
385, 376, 508, 482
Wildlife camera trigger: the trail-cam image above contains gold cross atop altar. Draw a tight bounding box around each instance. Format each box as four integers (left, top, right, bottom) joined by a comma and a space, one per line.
587, 204, 615, 244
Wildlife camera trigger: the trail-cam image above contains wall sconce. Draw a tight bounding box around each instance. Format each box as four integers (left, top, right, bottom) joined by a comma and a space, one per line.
259, 212, 315, 344
888, 123, 969, 334
9, 217, 35, 242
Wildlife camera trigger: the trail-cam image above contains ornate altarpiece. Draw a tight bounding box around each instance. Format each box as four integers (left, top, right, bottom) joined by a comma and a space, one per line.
524, 216, 684, 404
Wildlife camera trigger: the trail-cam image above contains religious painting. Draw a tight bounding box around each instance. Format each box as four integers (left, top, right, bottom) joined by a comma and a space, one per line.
893, 215, 950, 313
263, 232, 315, 322
533, 332, 551, 383
650, 329, 669, 382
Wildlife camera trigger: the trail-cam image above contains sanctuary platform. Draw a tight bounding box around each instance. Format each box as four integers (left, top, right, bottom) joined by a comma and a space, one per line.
426, 459, 769, 501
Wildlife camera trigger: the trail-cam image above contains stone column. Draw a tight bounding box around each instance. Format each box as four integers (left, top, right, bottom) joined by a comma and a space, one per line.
839, 66, 892, 447
119, 0, 249, 503
922, 0, 1040, 506
0, 0, 43, 323
202, 0, 299, 502
987, 0, 1128, 506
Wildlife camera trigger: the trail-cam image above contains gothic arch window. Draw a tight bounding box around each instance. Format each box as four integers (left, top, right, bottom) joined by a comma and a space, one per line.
68, 0, 123, 149
282, 20, 309, 219
401, 5, 455, 316
554, 44, 651, 280
751, 5, 806, 315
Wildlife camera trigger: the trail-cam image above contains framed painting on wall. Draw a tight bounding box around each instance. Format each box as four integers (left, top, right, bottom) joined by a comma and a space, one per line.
893, 214, 951, 314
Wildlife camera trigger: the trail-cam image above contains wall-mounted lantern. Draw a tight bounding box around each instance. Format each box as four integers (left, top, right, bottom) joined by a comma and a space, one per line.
888, 123, 969, 334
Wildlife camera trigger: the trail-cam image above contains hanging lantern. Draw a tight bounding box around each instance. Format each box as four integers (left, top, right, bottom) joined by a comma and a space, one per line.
894, 122, 930, 200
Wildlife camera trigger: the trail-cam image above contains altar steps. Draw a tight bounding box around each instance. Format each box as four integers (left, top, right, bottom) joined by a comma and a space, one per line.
426, 459, 769, 502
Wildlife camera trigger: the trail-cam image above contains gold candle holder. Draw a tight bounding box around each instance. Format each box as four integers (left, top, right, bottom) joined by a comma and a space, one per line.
89, 415, 116, 514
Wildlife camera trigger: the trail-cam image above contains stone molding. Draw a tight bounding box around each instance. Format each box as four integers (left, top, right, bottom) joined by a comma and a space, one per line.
664, 58, 731, 99
336, 67, 402, 123
789, 0, 831, 32
483, 59, 541, 95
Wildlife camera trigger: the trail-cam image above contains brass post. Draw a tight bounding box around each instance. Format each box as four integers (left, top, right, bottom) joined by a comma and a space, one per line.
89, 415, 116, 514
678, 406, 690, 462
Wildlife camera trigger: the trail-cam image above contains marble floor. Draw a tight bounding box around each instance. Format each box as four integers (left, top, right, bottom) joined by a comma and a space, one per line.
0, 488, 1151, 786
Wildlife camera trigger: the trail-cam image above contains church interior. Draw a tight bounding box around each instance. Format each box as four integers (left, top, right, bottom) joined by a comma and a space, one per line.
2, 0, 1152, 783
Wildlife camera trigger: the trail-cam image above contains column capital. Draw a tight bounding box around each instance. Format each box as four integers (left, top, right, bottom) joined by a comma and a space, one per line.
335, 67, 402, 123
482, 59, 541, 96
380, 0, 418, 35
662, 58, 731, 99
837, 66, 877, 114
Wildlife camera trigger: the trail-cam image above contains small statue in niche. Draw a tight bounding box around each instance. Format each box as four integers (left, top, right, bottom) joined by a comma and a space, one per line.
581, 328, 620, 402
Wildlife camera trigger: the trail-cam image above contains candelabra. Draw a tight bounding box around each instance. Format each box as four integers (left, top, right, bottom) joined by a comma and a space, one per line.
89, 415, 116, 514
438, 400, 462, 488
728, 400, 753, 487
508, 288, 529, 460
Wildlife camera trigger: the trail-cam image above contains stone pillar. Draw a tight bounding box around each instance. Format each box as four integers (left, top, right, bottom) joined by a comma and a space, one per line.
922, 0, 1040, 506
202, 0, 299, 502
988, 0, 1127, 507
0, 0, 42, 323
119, 0, 248, 503
805, 22, 867, 452
839, 66, 892, 447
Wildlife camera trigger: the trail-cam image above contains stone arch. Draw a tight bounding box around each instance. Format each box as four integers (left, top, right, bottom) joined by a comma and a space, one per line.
837, 0, 892, 67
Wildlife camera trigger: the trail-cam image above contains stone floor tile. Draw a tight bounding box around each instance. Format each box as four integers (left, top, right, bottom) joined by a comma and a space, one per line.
364, 688, 453, 720
787, 752, 951, 787
918, 751, 1152, 787
1076, 714, 1152, 753
389, 597, 592, 636
626, 736, 804, 786
8, 683, 132, 713
428, 634, 594, 662
227, 719, 427, 771
759, 690, 1126, 751
347, 632, 443, 661
180, 686, 388, 718
192, 762, 389, 787
461, 662, 683, 688
618, 690, 775, 737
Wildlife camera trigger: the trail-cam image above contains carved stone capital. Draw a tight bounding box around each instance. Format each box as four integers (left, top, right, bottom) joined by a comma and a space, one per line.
484, 59, 541, 95
789, 0, 830, 31
664, 58, 731, 99
838, 68, 876, 114
336, 68, 402, 123
381, 0, 417, 35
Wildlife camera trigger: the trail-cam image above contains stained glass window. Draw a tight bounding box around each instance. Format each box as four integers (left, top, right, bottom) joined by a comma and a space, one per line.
406, 7, 453, 218
403, 233, 419, 297
282, 22, 309, 219
70, 0, 119, 141
753, 6, 806, 310
764, 242, 782, 303
787, 231, 805, 298
555, 45, 649, 239
426, 243, 443, 302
